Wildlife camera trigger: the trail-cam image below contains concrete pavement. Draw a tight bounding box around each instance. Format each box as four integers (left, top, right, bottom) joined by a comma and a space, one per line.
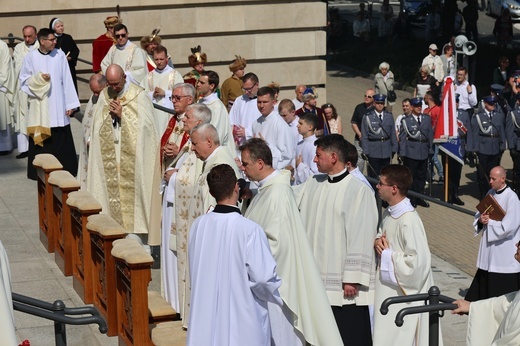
2, 65, 511, 345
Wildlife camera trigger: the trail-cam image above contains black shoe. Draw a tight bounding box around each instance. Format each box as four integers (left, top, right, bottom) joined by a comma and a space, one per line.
416, 199, 430, 208
452, 196, 465, 206
16, 152, 28, 159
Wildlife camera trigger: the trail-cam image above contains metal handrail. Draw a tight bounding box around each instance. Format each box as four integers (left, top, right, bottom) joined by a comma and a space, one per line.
365, 175, 475, 216
380, 286, 458, 346
12, 292, 107, 346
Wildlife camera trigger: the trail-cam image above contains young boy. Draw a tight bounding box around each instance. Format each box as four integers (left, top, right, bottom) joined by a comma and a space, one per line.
278, 99, 301, 148
294, 112, 319, 185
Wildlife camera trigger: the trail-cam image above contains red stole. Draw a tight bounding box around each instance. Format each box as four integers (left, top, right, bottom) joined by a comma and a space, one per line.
160, 116, 190, 169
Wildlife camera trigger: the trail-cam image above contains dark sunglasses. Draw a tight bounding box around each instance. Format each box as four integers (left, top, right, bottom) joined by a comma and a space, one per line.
115, 34, 127, 38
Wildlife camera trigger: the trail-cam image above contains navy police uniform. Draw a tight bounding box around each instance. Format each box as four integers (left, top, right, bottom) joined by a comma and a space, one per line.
399, 97, 434, 207
470, 96, 507, 199
361, 94, 398, 179
506, 94, 520, 197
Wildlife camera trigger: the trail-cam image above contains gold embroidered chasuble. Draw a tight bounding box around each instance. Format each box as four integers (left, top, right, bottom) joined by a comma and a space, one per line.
87, 82, 162, 245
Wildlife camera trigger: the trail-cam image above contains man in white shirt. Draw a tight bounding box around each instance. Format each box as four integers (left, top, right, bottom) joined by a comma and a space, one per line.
229, 72, 261, 151
143, 45, 183, 134
251, 87, 295, 170
292, 84, 306, 109
373, 164, 438, 345
455, 66, 478, 116
422, 43, 444, 84
187, 163, 282, 346
465, 166, 520, 302
101, 24, 148, 85
20, 28, 80, 180
13, 25, 39, 158
196, 70, 234, 154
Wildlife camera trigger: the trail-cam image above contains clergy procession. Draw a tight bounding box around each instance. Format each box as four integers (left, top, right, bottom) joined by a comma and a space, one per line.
3, 7, 520, 346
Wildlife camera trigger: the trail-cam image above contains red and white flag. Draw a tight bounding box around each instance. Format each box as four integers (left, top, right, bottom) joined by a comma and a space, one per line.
434, 76, 458, 142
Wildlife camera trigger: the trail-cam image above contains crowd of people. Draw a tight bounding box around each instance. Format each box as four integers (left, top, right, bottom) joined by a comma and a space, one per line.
2, 7, 520, 345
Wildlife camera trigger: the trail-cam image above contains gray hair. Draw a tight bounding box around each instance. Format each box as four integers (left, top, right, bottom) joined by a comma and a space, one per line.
420, 65, 431, 74
191, 123, 220, 145
173, 83, 196, 99
186, 104, 212, 124
379, 62, 390, 70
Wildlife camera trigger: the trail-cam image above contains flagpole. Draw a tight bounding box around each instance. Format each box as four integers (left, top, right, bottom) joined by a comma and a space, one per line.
444, 156, 449, 202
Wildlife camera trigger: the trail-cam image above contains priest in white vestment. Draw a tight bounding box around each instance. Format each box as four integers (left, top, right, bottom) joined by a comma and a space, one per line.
0, 240, 17, 345
465, 166, 520, 302
142, 45, 183, 134
239, 138, 343, 346
20, 28, 80, 180
0, 39, 15, 152
294, 134, 378, 345
189, 124, 240, 217
229, 72, 261, 152
166, 103, 212, 327
373, 164, 440, 346
100, 24, 147, 85
251, 87, 295, 170
77, 74, 106, 190
188, 163, 282, 346
453, 243, 520, 345
87, 64, 162, 247
12, 25, 39, 156
196, 70, 235, 156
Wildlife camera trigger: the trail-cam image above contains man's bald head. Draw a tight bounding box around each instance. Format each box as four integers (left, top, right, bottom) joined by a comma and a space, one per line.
106, 64, 124, 79
106, 64, 126, 93
489, 166, 507, 191
89, 73, 107, 96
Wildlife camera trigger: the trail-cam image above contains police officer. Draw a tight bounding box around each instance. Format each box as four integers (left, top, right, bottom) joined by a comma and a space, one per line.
506, 93, 520, 197
470, 95, 507, 199
399, 97, 433, 208
361, 94, 398, 179
442, 95, 473, 205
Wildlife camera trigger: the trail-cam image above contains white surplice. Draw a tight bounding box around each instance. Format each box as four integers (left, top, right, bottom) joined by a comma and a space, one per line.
0, 240, 17, 345
20, 48, 80, 128
252, 110, 295, 170
100, 41, 148, 85
467, 290, 520, 345
373, 198, 440, 346
0, 40, 15, 151
294, 134, 318, 185
229, 93, 260, 148
199, 93, 236, 156
473, 187, 520, 274
295, 172, 378, 307
143, 65, 183, 134
190, 146, 241, 217
160, 149, 190, 312
245, 170, 343, 346
77, 94, 96, 190
187, 206, 282, 346
13, 40, 39, 152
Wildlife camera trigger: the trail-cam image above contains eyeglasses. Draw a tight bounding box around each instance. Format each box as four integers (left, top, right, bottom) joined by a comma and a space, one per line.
107, 77, 123, 87
42, 37, 57, 42
364, 95, 373, 98
115, 34, 127, 38
323, 103, 333, 108
242, 83, 257, 92
377, 179, 398, 188
169, 95, 190, 102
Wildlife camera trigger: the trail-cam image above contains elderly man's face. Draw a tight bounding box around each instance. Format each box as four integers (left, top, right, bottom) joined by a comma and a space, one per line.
172, 88, 193, 115
295, 86, 305, 102
190, 131, 213, 161
107, 73, 125, 93
23, 27, 37, 46
183, 108, 202, 133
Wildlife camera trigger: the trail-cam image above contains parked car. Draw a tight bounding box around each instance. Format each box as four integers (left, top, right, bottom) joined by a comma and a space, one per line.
488, 0, 520, 20
403, 0, 436, 24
